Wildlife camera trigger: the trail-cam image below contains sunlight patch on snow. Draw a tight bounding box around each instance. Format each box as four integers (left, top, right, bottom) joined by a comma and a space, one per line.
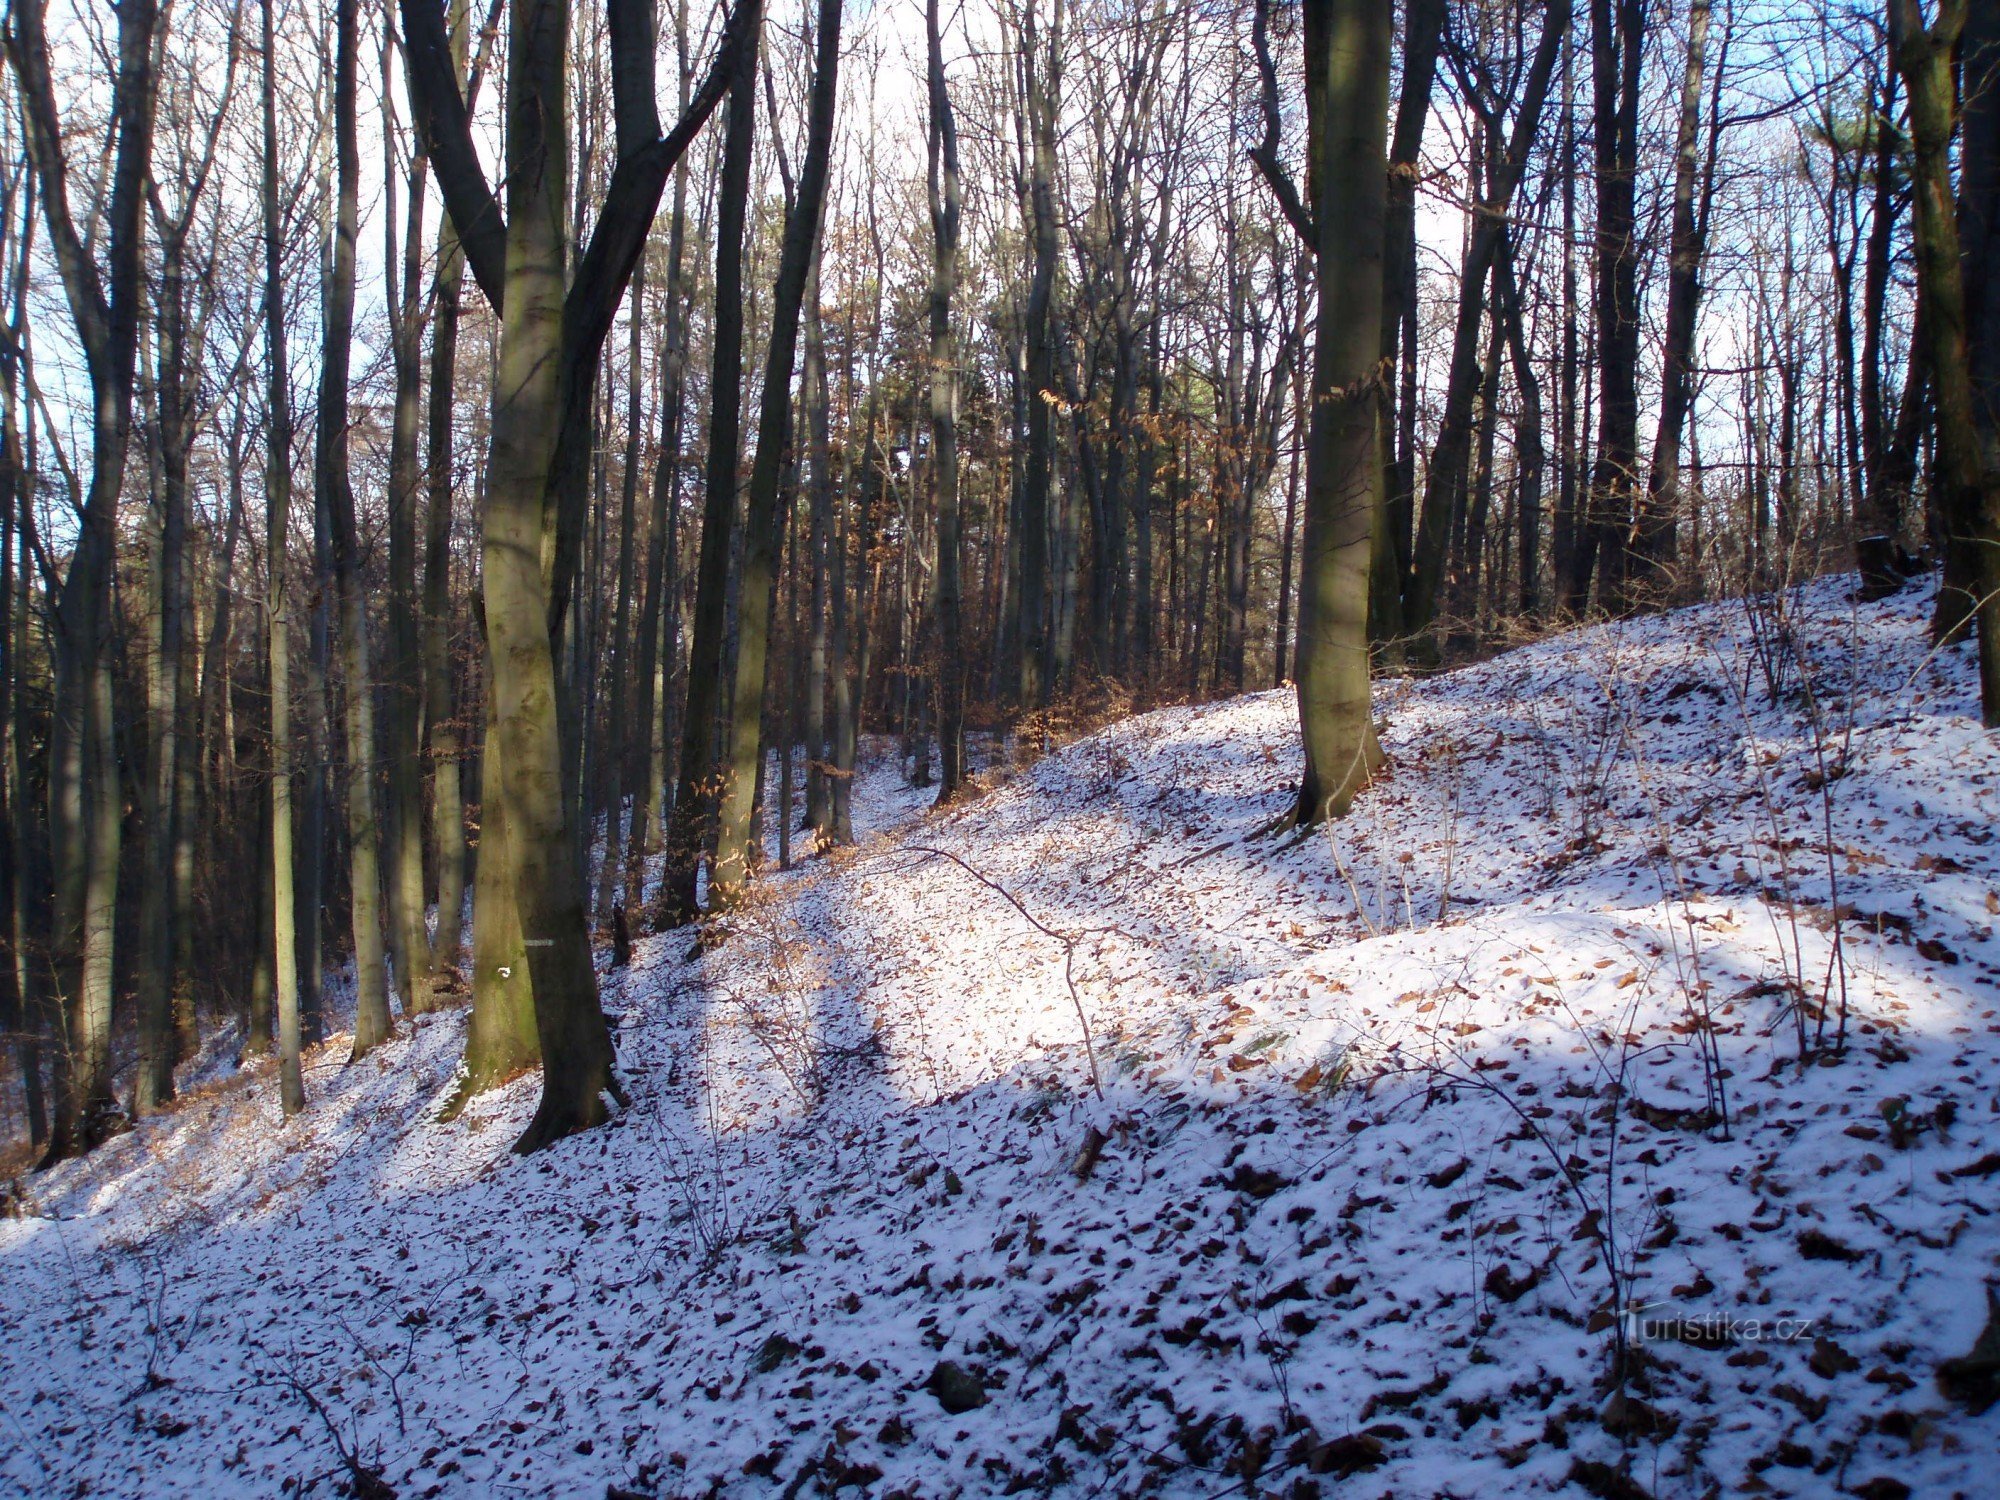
5, 576, 1998, 1498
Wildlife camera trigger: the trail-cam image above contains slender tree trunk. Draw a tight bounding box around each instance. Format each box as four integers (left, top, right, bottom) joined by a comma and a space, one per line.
1495, 234, 1546, 616
1857, 59, 1908, 593
1554, 32, 1584, 610
384, 57, 434, 1017
424, 171, 468, 995
628, 168, 690, 905
803, 249, 833, 837
0, 202, 48, 1145
323, 0, 393, 1058
300, 404, 332, 1043
658, 0, 763, 925
1370, 0, 1444, 645
1586, 0, 1647, 614
597, 260, 645, 940
714, 0, 840, 901
135, 232, 191, 1117
828, 375, 857, 847
1276, 327, 1305, 683
1405, 0, 1566, 641
1460, 312, 1506, 623
1638, 0, 1716, 594
928, 0, 966, 801
1017, 0, 1062, 709
261, 0, 304, 1115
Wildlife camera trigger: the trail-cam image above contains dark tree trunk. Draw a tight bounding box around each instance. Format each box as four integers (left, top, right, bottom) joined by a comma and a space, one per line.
712, 0, 842, 903
657, 1, 763, 926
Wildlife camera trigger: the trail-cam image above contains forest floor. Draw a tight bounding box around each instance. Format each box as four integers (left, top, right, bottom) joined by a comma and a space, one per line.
3, 576, 1999, 1500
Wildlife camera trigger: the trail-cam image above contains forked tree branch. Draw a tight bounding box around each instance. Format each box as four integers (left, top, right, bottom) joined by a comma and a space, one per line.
1249, 0, 1317, 251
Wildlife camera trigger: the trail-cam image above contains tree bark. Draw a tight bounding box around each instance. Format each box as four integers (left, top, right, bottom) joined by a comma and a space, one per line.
6, 0, 159, 1159
261, 0, 305, 1116
1405, 0, 1567, 643
1582, 0, 1647, 614
1892, 0, 2000, 722
1637, 0, 1718, 595
385, 48, 434, 1017
322, 0, 394, 1060
1016, 0, 1062, 710
657, 0, 763, 926
1290, 0, 1390, 825
928, 0, 966, 801
712, 0, 842, 903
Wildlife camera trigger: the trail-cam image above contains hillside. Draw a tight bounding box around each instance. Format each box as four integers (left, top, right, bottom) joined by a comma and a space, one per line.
3, 578, 1997, 1499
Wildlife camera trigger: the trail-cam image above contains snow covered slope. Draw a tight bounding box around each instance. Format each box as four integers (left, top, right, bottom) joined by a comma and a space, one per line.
4, 578, 1997, 1499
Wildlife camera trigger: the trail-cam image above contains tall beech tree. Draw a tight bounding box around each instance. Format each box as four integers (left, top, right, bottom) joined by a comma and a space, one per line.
1892, 0, 2000, 724
928, 0, 967, 801
1256, 0, 1392, 825
322, 0, 395, 1061
261, 0, 305, 1117
656, 1, 761, 929
402, 0, 749, 1145
712, 0, 841, 901
5, 0, 160, 1157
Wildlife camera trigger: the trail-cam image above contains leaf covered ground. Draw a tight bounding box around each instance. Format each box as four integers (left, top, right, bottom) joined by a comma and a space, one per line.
3, 578, 1997, 1499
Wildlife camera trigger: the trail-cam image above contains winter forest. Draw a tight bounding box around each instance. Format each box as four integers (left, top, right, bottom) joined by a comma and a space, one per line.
2, 0, 2000, 1494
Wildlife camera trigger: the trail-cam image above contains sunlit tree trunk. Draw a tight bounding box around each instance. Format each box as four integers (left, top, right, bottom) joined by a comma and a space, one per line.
261, 0, 305, 1116
1290, 0, 1390, 825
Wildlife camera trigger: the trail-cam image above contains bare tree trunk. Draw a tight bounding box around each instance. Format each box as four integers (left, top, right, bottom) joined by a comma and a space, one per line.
1373, 0, 1444, 644
713, 0, 840, 901
135, 228, 191, 1116
1638, 0, 1720, 595
1290, 0, 1390, 825
261, 0, 304, 1116
323, 0, 393, 1060
1405, 0, 1566, 642
405, 0, 743, 1132
0, 161, 48, 1146
1554, 31, 1584, 610
1857, 58, 1909, 593
476, 0, 606, 1144
384, 39, 434, 1017
928, 0, 966, 801
625, 3, 695, 908
424, 129, 468, 995
1584, 0, 1646, 614
1016, 0, 1062, 710
627, 176, 688, 905
1893, 0, 2000, 722
7, 0, 158, 1159
1495, 234, 1546, 615
803, 248, 833, 837
597, 260, 645, 941
658, 1, 763, 925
